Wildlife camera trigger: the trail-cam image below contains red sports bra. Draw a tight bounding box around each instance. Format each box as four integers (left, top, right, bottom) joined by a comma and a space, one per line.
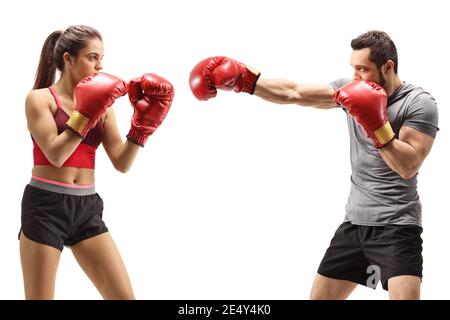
32, 86, 104, 169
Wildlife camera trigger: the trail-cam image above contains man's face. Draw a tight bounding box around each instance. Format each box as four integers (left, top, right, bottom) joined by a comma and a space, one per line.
350, 48, 386, 87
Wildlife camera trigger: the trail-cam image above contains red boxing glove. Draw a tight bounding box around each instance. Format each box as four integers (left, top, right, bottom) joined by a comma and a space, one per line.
189, 56, 261, 101
334, 80, 394, 148
127, 73, 174, 147
67, 72, 126, 138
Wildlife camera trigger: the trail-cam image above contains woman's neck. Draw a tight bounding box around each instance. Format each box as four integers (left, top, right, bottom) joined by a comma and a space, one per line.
54, 73, 77, 101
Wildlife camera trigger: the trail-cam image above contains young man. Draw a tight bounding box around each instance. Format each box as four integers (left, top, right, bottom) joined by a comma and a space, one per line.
189, 30, 439, 299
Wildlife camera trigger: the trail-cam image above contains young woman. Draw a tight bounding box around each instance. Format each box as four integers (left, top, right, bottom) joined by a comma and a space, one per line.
21, 25, 174, 300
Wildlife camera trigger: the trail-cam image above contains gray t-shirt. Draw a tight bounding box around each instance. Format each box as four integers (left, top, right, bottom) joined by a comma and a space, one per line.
330, 79, 439, 227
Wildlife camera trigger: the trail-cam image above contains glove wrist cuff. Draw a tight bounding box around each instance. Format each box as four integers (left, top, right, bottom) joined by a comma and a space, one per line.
127, 126, 153, 147
66, 110, 91, 138
241, 65, 261, 95
374, 121, 395, 148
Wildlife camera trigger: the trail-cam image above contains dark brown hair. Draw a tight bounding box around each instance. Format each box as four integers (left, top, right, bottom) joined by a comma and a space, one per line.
351, 31, 398, 74
33, 25, 102, 89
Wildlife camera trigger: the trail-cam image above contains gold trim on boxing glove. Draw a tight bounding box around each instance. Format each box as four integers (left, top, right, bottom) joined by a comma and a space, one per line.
245, 64, 260, 77
374, 121, 395, 146
66, 111, 89, 135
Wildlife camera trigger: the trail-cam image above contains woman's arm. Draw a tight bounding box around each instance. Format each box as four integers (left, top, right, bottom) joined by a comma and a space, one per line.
101, 108, 140, 173
25, 90, 82, 167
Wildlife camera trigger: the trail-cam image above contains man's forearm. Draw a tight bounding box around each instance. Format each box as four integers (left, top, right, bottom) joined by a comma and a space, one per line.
379, 139, 422, 180
254, 79, 336, 108
254, 78, 302, 104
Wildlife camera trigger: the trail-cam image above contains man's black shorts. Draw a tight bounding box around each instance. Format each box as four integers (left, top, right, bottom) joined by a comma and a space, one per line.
317, 222, 423, 290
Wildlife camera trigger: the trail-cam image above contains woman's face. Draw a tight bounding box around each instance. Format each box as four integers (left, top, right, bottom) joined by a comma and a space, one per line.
67, 37, 104, 83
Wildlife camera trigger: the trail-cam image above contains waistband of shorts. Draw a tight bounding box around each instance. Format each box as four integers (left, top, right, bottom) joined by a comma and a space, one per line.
29, 176, 96, 196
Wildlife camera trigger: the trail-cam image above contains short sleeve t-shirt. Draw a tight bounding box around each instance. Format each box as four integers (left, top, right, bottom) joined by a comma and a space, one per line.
330, 79, 439, 226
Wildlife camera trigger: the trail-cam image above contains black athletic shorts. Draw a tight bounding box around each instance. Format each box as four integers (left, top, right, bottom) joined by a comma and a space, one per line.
19, 177, 108, 251
317, 222, 423, 291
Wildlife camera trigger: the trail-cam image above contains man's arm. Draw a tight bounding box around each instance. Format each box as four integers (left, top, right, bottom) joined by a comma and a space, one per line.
333, 80, 438, 176
254, 79, 337, 109
189, 56, 338, 109
379, 126, 435, 180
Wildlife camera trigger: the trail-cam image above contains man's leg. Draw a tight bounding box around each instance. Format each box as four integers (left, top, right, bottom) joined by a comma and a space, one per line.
314, 223, 368, 299
388, 275, 420, 300
310, 273, 358, 300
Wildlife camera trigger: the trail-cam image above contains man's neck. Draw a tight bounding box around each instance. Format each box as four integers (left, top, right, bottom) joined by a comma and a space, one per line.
384, 76, 403, 97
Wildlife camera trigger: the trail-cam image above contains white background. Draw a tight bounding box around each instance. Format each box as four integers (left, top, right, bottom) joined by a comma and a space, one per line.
1, 0, 448, 300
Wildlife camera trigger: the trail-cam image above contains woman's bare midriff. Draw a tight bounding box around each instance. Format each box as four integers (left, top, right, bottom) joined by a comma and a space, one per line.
32, 165, 95, 185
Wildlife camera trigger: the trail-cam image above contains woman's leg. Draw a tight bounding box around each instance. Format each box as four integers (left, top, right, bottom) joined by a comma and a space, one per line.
19, 231, 62, 300
71, 232, 135, 300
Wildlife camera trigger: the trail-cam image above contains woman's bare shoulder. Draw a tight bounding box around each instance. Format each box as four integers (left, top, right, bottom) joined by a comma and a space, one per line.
25, 88, 53, 115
